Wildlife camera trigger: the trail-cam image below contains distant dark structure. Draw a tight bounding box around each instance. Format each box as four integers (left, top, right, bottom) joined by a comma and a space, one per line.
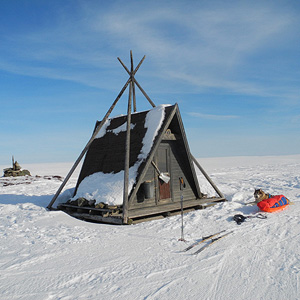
47, 52, 225, 224
3, 157, 31, 177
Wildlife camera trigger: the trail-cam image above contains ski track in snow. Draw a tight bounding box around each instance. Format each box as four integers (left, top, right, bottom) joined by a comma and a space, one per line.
0, 155, 300, 300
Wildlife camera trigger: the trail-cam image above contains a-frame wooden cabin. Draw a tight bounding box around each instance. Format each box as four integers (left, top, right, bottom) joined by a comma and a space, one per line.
47, 52, 225, 224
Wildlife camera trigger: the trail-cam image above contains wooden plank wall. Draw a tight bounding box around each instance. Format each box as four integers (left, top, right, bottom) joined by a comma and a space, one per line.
167, 140, 198, 203
130, 140, 198, 209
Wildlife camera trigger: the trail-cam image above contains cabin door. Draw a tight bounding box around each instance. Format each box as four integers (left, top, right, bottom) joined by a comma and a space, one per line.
157, 144, 171, 202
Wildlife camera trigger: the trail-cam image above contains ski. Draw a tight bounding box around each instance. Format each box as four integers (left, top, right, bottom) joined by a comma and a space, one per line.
182, 230, 226, 252
193, 231, 233, 255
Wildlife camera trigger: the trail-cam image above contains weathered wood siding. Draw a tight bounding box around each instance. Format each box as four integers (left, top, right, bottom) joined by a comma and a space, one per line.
130, 138, 199, 208
168, 140, 198, 202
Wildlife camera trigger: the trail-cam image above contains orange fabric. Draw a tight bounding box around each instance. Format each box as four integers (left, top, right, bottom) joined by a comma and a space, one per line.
259, 204, 288, 213
257, 195, 289, 213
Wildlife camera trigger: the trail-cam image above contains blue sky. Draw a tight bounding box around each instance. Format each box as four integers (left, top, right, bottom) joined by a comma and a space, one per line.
0, 0, 299, 165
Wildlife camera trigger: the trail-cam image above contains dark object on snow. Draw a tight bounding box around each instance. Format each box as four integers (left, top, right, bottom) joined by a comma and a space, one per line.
233, 213, 267, 225
3, 156, 31, 177
233, 214, 248, 225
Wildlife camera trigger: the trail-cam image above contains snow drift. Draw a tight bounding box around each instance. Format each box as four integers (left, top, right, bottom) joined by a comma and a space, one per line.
0, 155, 299, 300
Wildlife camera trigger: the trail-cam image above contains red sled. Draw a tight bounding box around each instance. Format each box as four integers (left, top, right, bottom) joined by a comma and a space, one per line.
257, 195, 289, 213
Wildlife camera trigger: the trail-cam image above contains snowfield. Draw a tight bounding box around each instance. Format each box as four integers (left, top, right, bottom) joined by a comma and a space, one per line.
0, 155, 299, 300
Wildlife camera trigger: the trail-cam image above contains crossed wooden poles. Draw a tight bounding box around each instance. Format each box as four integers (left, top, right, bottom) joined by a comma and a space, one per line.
47, 51, 225, 224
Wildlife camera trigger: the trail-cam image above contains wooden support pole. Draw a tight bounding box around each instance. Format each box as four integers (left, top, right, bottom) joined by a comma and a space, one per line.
133, 77, 156, 108
117, 57, 130, 74
130, 51, 137, 112
191, 155, 225, 199
132, 79, 137, 112
118, 54, 146, 76
47, 78, 131, 210
118, 53, 152, 109
122, 80, 133, 224
134, 55, 146, 75
130, 50, 133, 73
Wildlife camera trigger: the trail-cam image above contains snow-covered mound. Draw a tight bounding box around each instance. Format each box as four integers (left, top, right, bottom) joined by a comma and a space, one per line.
0, 155, 299, 299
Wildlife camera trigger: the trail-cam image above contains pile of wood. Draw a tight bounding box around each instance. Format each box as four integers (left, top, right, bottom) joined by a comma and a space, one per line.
58, 198, 123, 223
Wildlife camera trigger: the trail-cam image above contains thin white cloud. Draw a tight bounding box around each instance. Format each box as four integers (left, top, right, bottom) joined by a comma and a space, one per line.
291, 115, 300, 124
0, 1, 298, 99
93, 2, 298, 98
97, 3, 293, 65
188, 112, 239, 121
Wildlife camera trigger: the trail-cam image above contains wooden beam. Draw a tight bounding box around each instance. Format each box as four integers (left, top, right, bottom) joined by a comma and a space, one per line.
70, 212, 123, 225
118, 55, 145, 76
122, 80, 133, 224
118, 53, 152, 109
191, 155, 225, 199
133, 77, 156, 107
130, 51, 137, 112
128, 197, 225, 218
130, 50, 134, 73
117, 57, 130, 74
133, 55, 146, 75
132, 80, 137, 112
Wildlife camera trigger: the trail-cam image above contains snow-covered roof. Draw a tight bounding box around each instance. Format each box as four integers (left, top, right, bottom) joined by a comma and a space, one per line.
73, 105, 170, 205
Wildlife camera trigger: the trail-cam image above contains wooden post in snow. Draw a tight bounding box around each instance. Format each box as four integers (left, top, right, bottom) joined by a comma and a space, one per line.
122, 80, 133, 224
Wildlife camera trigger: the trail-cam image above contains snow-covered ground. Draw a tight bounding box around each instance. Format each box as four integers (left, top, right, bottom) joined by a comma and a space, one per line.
0, 155, 299, 300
